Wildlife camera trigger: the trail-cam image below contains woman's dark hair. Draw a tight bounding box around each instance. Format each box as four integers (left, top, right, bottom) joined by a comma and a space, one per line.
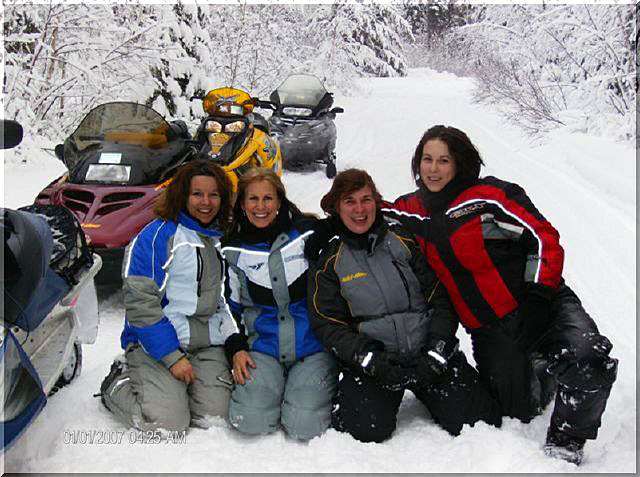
154, 159, 233, 231
232, 167, 306, 222
320, 168, 382, 216
410, 125, 484, 186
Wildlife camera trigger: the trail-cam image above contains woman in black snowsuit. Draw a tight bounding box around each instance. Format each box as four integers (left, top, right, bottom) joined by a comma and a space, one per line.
308, 168, 501, 443
390, 125, 618, 465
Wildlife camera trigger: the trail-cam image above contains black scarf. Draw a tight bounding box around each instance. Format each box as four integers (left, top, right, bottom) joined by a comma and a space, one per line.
234, 201, 294, 245
417, 175, 477, 213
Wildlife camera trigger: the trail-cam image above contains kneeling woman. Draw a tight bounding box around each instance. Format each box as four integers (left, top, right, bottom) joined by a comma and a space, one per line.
392, 125, 618, 464
309, 168, 501, 443
101, 160, 238, 432
222, 168, 336, 441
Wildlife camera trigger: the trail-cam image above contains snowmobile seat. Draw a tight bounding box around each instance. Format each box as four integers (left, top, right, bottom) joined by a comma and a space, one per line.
2, 208, 70, 331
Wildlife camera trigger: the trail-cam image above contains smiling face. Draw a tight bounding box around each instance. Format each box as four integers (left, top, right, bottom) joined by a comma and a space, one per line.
242, 179, 281, 229
420, 138, 457, 192
337, 185, 377, 235
186, 175, 221, 225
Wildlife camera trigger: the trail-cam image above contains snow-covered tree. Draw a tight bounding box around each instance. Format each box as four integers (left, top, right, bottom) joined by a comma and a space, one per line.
399, 0, 474, 68
401, 0, 470, 47
423, 4, 636, 140
205, 4, 308, 97
145, 3, 222, 120
4, 3, 164, 138
308, 3, 413, 80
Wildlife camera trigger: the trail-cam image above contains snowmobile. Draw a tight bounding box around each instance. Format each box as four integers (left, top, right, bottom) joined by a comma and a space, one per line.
266, 74, 344, 178
34, 102, 197, 285
192, 87, 283, 191
2, 120, 102, 451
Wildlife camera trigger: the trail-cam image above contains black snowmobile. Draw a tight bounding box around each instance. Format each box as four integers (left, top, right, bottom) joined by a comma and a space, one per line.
266, 74, 344, 178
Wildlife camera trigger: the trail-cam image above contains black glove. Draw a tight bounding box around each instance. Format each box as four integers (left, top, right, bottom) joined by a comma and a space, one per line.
224, 332, 249, 365
410, 335, 459, 387
356, 350, 416, 391
304, 217, 338, 261
512, 286, 554, 353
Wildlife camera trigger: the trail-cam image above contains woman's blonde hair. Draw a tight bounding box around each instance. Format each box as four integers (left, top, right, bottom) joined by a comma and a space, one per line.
232, 168, 306, 224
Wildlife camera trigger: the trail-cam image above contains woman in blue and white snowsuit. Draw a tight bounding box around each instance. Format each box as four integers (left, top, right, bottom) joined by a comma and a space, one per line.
222, 168, 337, 441
100, 160, 238, 432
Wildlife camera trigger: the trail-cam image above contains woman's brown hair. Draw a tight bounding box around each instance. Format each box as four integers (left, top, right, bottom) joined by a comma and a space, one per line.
410, 125, 484, 187
153, 159, 233, 231
320, 168, 382, 216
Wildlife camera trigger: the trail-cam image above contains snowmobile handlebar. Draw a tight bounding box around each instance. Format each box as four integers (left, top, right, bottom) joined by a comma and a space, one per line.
252, 98, 277, 111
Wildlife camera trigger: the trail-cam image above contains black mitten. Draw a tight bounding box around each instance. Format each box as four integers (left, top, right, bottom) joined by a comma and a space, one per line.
304, 217, 338, 260
411, 334, 459, 386
356, 350, 416, 391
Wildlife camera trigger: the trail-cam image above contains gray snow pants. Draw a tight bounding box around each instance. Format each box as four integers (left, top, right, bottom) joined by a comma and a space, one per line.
104, 344, 232, 432
229, 351, 337, 440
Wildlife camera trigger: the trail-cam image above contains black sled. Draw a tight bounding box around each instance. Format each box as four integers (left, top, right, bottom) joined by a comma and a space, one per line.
266, 74, 343, 178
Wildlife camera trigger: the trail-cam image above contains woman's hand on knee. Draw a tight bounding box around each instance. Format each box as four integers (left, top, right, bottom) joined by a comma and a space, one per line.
232, 351, 256, 385
170, 357, 196, 384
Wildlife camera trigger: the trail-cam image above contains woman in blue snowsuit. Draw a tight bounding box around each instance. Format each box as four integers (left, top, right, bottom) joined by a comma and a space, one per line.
222, 168, 336, 441
100, 160, 238, 432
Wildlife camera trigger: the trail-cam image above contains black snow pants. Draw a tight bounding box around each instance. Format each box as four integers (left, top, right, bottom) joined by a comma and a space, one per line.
331, 351, 502, 443
470, 283, 618, 441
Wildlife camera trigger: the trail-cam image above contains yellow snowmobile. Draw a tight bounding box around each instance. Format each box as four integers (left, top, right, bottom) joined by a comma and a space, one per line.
192, 87, 282, 191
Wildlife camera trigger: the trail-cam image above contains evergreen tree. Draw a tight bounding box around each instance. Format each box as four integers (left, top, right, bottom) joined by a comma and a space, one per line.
146, 3, 220, 120
401, 0, 471, 47
308, 3, 413, 79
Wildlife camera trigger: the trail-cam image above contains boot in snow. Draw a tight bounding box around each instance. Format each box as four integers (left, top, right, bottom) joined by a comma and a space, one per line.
543, 426, 585, 465
99, 356, 127, 410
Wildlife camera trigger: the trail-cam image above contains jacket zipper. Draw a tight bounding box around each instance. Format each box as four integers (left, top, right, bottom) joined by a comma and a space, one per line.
392, 260, 414, 354
196, 248, 203, 297
392, 260, 412, 309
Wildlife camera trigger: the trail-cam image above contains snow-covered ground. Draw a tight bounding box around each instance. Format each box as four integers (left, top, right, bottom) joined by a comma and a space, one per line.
2, 68, 635, 473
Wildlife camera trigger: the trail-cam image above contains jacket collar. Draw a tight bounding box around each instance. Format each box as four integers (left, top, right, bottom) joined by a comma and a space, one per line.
336, 211, 387, 255
178, 211, 222, 238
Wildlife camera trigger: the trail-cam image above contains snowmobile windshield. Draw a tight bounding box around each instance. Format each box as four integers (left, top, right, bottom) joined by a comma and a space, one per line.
272, 74, 328, 109
62, 102, 188, 185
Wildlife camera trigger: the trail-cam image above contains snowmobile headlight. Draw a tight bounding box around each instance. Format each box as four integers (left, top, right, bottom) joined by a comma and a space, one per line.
224, 121, 245, 133
282, 107, 312, 117
85, 164, 131, 183
206, 121, 223, 133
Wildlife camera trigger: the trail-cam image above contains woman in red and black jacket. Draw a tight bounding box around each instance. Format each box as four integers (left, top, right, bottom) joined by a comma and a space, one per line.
387, 125, 617, 466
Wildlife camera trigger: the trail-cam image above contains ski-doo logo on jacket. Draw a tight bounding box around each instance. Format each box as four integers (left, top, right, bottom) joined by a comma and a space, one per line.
450, 203, 485, 219
341, 272, 368, 283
